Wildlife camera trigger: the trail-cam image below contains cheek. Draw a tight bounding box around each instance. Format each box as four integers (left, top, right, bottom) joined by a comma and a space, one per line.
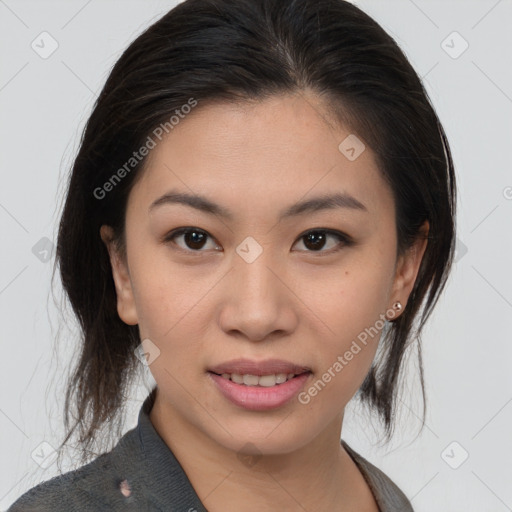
129, 254, 219, 385
320, 254, 395, 331
129, 246, 210, 337
309, 251, 395, 391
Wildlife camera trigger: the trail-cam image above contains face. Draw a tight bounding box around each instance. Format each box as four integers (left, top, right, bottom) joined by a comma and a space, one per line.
102, 92, 427, 456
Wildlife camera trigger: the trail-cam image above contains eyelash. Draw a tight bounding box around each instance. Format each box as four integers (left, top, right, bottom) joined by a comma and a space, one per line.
162, 227, 353, 255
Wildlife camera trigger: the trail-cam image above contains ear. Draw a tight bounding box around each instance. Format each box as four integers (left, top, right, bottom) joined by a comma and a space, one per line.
100, 225, 139, 326
389, 220, 429, 315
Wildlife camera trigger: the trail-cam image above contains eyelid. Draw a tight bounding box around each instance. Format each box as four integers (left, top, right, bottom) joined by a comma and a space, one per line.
295, 228, 352, 242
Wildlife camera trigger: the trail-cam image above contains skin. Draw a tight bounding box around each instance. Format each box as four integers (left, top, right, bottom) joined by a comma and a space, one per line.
101, 91, 428, 511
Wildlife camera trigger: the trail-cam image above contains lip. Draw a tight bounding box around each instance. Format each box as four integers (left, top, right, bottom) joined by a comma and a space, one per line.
208, 358, 311, 376
208, 371, 312, 411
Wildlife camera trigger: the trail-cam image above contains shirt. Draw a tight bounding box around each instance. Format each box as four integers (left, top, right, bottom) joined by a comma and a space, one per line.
8, 389, 414, 511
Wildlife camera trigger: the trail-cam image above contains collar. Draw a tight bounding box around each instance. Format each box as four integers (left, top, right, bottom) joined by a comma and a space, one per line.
132, 387, 208, 511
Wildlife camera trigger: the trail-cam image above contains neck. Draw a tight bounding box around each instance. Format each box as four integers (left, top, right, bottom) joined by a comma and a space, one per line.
149, 395, 374, 511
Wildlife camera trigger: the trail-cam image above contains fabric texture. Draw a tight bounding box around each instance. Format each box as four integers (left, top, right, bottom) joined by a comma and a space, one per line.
8, 389, 413, 511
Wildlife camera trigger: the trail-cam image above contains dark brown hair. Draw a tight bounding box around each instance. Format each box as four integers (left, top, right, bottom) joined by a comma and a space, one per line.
52, 0, 456, 466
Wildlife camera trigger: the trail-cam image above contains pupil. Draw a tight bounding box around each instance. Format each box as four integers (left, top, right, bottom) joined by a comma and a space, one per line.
305, 232, 325, 251
185, 231, 206, 249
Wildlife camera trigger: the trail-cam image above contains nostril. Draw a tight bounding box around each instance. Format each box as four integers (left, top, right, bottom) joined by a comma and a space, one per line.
119, 479, 132, 497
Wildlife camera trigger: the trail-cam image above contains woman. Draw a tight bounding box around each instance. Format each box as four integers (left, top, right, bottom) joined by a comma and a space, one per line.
8, 0, 455, 510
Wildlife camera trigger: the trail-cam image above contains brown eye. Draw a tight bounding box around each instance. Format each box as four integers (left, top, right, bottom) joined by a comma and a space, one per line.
293, 229, 352, 253
164, 228, 221, 252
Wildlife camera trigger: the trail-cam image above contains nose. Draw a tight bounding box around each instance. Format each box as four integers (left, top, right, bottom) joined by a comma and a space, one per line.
217, 252, 298, 342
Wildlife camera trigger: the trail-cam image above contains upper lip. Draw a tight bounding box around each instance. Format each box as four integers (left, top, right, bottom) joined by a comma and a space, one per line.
208, 358, 311, 376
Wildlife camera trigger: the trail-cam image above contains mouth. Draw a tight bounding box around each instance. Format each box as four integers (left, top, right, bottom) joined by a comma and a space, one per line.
206, 359, 313, 411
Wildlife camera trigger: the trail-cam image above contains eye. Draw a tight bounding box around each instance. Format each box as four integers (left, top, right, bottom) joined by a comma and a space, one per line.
163, 227, 221, 252
163, 227, 352, 254
292, 229, 352, 254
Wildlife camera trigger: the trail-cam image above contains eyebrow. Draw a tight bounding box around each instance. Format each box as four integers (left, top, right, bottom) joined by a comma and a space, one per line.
148, 189, 368, 220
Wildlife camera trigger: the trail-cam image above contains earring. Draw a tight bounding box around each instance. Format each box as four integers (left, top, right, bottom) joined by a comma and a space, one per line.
386, 301, 402, 321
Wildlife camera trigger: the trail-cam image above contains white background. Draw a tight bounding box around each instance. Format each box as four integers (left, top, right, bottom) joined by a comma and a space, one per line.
1, 1, 511, 510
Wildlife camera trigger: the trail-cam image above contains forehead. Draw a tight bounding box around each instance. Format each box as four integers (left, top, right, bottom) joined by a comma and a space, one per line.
128, 92, 393, 220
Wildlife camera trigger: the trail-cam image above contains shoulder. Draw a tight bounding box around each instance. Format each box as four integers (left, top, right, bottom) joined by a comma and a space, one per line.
7, 453, 112, 511
341, 440, 414, 512
7, 428, 143, 512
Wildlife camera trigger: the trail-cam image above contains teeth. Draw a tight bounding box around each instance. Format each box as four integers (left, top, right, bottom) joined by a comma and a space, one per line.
243, 374, 260, 386
219, 372, 299, 386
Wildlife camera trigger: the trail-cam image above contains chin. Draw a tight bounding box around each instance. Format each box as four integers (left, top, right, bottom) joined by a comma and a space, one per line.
202, 417, 317, 456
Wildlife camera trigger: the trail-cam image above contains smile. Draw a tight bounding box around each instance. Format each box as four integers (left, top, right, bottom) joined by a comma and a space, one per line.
208, 371, 312, 411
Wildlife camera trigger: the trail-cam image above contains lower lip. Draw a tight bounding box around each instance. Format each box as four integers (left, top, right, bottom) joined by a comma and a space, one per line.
208, 372, 311, 411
